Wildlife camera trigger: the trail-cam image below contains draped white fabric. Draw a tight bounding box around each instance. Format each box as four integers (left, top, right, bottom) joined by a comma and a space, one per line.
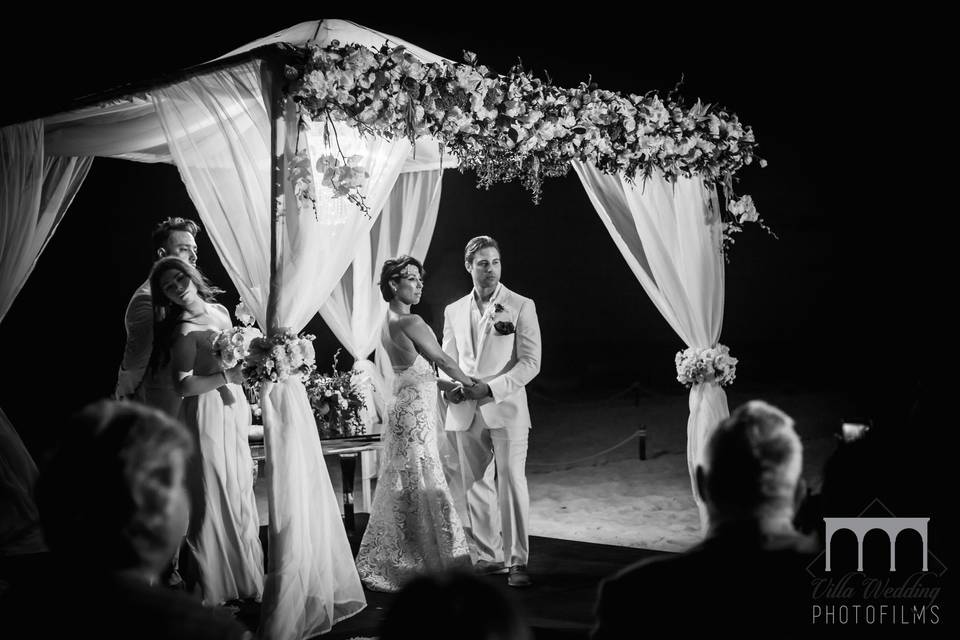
1, 121, 91, 555
258, 380, 365, 638
1, 120, 92, 324
44, 97, 173, 162
151, 60, 413, 639
320, 169, 442, 420
320, 169, 443, 480
573, 161, 728, 533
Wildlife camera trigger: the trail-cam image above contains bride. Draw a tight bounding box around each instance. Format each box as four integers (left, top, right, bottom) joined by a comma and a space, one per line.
356, 256, 473, 592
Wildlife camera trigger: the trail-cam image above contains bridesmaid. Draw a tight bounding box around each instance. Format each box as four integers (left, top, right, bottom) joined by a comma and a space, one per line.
149, 256, 263, 605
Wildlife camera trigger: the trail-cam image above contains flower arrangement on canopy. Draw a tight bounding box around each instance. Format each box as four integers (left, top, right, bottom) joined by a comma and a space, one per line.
284, 41, 770, 249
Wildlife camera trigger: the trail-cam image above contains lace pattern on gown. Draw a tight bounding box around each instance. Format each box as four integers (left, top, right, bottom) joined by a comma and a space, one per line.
355, 355, 470, 592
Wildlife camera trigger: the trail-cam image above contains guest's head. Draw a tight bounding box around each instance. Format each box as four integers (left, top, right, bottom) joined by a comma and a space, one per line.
37, 400, 193, 581
379, 255, 424, 304
379, 570, 530, 640
464, 235, 501, 291
697, 400, 803, 533
152, 217, 200, 266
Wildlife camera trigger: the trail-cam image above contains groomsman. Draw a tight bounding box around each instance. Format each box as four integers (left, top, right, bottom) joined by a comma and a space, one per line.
442, 235, 542, 587
114, 217, 200, 418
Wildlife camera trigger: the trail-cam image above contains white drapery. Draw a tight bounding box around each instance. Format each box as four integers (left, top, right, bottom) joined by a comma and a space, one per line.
320, 168, 443, 429
320, 168, 443, 487
1, 120, 91, 556
573, 161, 728, 532
151, 59, 411, 640
1, 120, 93, 324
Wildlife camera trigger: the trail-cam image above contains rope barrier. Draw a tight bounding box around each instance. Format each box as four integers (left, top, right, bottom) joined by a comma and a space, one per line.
527, 428, 645, 469
527, 382, 648, 407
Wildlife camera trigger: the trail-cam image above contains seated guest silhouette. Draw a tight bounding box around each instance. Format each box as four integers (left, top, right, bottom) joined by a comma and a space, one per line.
379, 569, 530, 640
1, 400, 250, 639
592, 400, 816, 637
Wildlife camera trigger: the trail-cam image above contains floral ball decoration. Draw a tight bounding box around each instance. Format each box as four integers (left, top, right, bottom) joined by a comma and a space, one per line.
242, 328, 317, 387
286, 41, 769, 252
305, 349, 367, 439
675, 344, 738, 388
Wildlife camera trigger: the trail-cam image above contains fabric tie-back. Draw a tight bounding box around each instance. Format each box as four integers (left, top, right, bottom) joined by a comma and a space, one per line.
573, 160, 728, 534
152, 60, 408, 639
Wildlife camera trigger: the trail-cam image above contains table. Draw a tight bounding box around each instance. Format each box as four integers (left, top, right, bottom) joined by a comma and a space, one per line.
249, 429, 382, 534
320, 436, 383, 533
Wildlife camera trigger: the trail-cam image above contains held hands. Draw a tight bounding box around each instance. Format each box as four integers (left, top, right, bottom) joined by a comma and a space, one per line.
445, 376, 489, 404
461, 376, 491, 401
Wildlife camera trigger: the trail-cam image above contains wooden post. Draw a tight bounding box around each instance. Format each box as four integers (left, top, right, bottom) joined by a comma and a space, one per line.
265, 55, 285, 334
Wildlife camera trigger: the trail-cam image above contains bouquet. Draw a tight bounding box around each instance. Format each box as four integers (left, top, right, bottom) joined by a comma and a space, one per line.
242, 328, 317, 387
305, 349, 367, 439
675, 344, 738, 387
210, 325, 263, 369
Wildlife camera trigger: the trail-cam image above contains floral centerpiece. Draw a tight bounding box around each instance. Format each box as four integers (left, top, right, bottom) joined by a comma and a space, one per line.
284, 41, 771, 252
305, 349, 367, 439
675, 344, 738, 387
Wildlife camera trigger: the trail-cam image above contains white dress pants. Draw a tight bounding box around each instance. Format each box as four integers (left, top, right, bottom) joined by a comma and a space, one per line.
453, 412, 530, 566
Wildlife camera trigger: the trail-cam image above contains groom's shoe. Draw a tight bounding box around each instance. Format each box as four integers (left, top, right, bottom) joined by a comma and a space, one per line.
507, 565, 532, 588
474, 560, 508, 575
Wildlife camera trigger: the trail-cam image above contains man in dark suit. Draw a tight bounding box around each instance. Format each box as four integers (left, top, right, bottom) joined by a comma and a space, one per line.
1, 401, 250, 639
592, 400, 816, 637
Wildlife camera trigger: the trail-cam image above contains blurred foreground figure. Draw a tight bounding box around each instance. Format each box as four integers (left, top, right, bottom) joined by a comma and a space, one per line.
1, 400, 250, 639
593, 400, 815, 637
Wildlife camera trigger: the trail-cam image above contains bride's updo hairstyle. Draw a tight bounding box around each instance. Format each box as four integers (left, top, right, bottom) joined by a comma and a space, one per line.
379, 255, 424, 302
148, 256, 224, 371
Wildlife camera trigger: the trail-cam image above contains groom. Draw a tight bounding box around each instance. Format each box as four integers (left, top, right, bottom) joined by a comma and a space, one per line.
441, 235, 541, 587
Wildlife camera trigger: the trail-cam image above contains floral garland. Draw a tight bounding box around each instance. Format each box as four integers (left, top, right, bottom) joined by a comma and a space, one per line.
285, 41, 769, 249
305, 349, 367, 439
675, 344, 738, 388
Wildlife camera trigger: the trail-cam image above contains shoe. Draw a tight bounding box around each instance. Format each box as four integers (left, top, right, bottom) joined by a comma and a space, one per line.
474, 559, 508, 575
164, 568, 186, 591
507, 565, 532, 587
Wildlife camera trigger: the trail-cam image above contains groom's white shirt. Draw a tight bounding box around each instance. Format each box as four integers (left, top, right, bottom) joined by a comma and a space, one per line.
442, 283, 541, 431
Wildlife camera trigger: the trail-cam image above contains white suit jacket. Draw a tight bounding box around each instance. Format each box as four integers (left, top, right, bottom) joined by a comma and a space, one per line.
441, 284, 541, 431
114, 279, 181, 417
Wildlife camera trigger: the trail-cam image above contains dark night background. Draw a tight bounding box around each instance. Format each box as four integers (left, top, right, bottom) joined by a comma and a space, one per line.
0, 12, 944, 461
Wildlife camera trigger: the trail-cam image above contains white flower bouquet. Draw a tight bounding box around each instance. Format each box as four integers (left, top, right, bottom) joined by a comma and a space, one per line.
242, 328, 317, 387
675, 344, 738, 387
210, 325, 263, 369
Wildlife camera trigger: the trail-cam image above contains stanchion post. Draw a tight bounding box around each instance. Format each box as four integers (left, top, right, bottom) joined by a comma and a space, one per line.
637, 424, 646, 460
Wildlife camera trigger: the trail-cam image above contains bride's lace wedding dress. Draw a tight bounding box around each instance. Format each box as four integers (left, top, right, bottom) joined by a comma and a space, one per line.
355, 354, 471, 592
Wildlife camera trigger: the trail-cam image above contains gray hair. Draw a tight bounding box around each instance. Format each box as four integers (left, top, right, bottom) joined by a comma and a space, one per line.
703, 400, 802, 516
